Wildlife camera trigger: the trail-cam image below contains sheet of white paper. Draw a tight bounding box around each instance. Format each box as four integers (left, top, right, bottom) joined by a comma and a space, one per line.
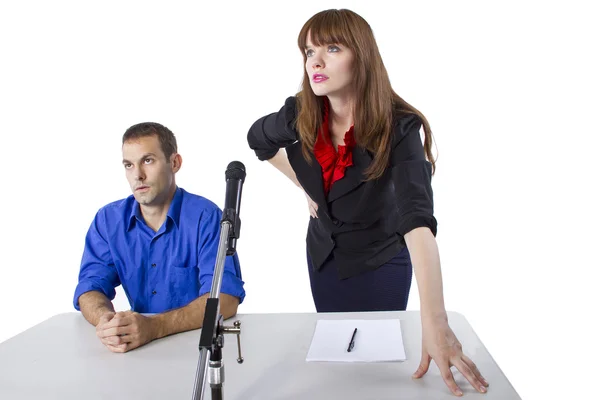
306, 319, 406, 362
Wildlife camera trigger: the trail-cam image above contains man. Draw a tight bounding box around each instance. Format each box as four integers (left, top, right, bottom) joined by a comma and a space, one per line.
74, 122, 245, 353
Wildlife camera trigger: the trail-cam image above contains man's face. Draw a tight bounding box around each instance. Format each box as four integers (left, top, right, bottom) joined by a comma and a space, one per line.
122, 135, 176, 206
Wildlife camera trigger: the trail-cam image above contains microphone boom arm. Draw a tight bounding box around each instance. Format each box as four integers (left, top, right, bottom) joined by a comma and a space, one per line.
191, 162, 246, 400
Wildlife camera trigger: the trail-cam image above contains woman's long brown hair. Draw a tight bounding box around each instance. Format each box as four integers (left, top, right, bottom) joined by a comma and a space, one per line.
296, 9, 436, 180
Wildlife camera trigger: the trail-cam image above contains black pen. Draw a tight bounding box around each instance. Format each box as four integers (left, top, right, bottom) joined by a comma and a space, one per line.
347, 328, 358, 352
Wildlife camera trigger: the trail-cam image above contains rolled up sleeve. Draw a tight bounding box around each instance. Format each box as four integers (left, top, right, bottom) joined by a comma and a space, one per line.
247, 96, 299, 161
197, 208, 246, 303
391, 114, 438, 237
73, 210, 120, 310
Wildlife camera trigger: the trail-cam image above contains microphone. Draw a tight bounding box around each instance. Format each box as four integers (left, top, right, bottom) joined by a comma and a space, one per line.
222, 161, 246, 255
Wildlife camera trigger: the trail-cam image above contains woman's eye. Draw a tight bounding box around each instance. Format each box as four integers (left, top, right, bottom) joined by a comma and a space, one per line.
306, 49, 314, 57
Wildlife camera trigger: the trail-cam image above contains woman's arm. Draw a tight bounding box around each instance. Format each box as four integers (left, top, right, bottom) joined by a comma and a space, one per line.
392, 115, 488, 396
404, 227, 446, 319
266, 149, 318, 217
267, 149, 301, 188
405, 223, 488, 398
249, 98, 319, 217
247, 97, 298, 161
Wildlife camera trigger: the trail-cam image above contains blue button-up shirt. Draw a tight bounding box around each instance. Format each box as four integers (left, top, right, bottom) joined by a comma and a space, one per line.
74, 187, 245, 313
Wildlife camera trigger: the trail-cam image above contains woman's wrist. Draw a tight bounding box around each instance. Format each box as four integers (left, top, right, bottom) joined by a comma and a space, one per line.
420, 308, 448, 324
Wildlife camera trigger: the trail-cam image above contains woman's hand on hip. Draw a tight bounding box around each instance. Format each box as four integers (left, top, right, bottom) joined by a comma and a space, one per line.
304, 191, 318, 218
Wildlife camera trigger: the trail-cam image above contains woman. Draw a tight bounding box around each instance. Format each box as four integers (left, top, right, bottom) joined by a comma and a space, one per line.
247, 9, 488, 396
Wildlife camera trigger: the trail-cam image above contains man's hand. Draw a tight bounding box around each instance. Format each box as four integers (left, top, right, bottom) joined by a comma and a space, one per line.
96, 311, 157, 353
95, 312, 126, 352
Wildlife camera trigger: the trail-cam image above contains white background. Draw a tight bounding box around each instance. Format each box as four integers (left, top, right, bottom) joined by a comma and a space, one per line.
1, 1, 598, 399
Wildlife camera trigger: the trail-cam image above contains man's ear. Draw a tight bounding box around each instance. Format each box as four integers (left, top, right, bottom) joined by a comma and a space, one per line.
171, 153, 182, 173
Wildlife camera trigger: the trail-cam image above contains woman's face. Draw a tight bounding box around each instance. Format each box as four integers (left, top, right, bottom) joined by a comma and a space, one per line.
304, 35, 354, 100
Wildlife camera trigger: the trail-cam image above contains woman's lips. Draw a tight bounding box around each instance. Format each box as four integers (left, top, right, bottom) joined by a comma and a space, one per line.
313, 74, 329, 83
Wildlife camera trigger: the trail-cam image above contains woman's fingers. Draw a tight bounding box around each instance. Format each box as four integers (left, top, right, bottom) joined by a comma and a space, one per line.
462, 355, 488, 387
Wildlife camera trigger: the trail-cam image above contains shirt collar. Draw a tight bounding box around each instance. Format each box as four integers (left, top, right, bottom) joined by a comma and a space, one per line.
127, 187, 183, 232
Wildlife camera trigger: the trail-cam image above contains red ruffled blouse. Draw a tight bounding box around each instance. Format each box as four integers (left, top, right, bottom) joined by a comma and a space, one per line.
313, 100, 356, 195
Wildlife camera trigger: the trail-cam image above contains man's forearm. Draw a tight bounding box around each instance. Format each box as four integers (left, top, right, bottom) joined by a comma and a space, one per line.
404, 227, 448, 321
150, 293, 240, 340
78, 291, 115, 326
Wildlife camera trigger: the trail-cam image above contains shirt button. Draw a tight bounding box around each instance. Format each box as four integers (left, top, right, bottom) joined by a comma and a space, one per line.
152, 290, 157, 295
151, 263, 156, 268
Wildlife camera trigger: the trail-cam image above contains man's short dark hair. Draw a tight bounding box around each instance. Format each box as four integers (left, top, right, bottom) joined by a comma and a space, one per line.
122, 122, 178, 160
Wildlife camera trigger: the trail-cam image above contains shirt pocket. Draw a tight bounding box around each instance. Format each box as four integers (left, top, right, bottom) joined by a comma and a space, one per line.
169, 260, 200, 302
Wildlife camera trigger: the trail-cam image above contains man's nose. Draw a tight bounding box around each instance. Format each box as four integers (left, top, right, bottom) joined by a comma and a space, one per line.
134, 166, 145, 181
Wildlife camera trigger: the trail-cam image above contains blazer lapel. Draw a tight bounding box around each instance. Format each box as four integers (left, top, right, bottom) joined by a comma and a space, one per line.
326, 147, 373, 203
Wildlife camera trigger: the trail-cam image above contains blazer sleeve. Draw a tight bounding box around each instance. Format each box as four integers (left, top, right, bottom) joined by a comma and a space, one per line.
390, 113, 438, 237
247, 96, 299, 161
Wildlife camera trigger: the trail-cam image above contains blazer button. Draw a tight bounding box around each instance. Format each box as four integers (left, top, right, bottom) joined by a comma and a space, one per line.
331, 219, 339, 225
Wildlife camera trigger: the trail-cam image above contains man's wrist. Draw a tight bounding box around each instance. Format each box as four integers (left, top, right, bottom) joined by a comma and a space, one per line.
149, 314, 165, 340
93, 308, 115, 326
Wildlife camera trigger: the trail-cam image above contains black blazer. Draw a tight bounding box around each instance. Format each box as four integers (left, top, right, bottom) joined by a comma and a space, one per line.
248, 96, 437, 279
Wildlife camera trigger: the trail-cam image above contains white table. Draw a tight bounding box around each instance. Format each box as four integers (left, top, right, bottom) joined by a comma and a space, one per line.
0, 311, 520, 399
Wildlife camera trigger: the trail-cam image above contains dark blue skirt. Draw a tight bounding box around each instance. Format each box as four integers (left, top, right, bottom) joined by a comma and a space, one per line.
307, 247, 413, 313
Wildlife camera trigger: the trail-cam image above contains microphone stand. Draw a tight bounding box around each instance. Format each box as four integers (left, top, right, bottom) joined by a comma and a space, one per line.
191, 165, 245, 400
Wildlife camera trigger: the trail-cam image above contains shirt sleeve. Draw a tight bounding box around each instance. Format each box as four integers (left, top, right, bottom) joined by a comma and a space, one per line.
390, 113, 438, 237
247, 96, 299, 161
197, 208, 246, 303
73, 209, 120, 310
